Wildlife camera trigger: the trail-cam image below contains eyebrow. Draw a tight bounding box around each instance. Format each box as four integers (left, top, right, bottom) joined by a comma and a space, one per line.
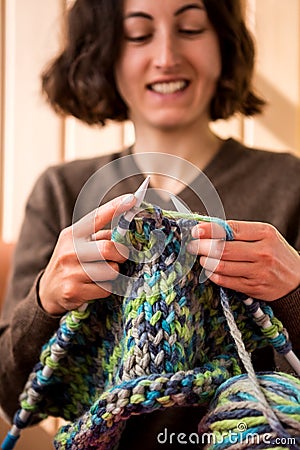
174, 3, 205, 16
124, 3, 204, 21
124, 11, 153, 20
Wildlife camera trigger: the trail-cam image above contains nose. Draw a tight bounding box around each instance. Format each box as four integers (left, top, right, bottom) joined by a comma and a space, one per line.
153, 31, 181, 70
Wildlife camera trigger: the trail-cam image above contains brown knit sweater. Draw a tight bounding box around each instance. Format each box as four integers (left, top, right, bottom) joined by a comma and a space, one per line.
0, 138, 299, 448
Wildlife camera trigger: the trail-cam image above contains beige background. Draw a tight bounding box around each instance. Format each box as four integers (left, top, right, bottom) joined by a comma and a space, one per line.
0, 0, 300, 242
0, 0, 300, 448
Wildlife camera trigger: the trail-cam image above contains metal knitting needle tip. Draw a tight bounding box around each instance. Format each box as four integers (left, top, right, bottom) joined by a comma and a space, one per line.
170, 193, 191, 214
116, 176, 150, 237
132, 175, 151, 209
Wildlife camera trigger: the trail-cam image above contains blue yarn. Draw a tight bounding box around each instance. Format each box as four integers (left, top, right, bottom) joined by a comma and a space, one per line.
13, 411, 31, 430
1, 433, 19, 450
4, 207, 300, 450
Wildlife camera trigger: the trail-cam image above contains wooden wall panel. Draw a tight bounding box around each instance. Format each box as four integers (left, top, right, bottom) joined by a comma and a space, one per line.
244, 0, 300, 152
0, 0, 4, 238
1, 0, 64, 242
0, 0, 299, 242
64, 118, 125, 161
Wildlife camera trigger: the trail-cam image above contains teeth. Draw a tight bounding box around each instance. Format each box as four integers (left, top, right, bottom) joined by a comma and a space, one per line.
150, 80, 187, 94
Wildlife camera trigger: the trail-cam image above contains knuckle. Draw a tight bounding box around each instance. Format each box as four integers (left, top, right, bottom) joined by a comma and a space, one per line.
58, 250, 75, 267
245, 278, 266, 298
260, 223, 276, 240
220, 243, 230, 260
59, 226, 72, 241
199, 256, 205, 267
115, 243, 129, 261
108, 262, 120, 278
227, 220, 240, 238
98, 240, 112, 259
251, 287, 263, 299
216, 275, 229, 288
246, 278, 259, 289
207, 242, 217, 258
215, 240, 226, 257
256, 248, 274, 265
98, 282, 112, 298
61, 280, 77, 302
210, 272, 222, 285
217, 259, 226, 273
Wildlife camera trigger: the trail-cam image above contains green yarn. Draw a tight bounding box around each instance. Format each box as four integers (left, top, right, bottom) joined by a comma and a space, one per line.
6, 205, 298, 450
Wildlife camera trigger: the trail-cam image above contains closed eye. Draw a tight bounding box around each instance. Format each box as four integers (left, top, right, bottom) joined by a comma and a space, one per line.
179, 28, 205, 35
125, 34, 152, 43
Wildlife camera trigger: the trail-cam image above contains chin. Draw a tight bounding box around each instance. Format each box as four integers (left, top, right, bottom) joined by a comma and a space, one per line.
150, 115, 189, 131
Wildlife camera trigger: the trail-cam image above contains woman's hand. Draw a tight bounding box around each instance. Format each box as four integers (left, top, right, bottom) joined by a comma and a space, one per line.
39, 194, 136, 315
187, 220, 300, 301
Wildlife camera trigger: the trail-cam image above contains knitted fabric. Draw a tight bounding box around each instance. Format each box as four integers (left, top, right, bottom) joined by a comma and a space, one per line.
10, 205, 298, 450
198, 289, 300, 450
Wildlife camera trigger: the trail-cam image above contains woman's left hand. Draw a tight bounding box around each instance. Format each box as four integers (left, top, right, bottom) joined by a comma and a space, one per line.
187, 220, 300, 301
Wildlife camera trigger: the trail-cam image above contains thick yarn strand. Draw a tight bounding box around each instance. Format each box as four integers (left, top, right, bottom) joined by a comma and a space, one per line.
219, 288, 300, 450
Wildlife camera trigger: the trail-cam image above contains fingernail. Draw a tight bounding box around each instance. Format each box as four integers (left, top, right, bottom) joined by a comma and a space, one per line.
192, 226, 204, 238
187, 242, 195, 253
123, 194, 135, 205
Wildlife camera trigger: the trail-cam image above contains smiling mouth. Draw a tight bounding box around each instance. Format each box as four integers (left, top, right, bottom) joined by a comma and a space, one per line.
148, 80, 189, 94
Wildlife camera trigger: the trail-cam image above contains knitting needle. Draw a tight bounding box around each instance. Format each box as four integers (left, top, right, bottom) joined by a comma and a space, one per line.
243, 297, 300, 376
116, 176, 150, 237
170, 193, 191, 214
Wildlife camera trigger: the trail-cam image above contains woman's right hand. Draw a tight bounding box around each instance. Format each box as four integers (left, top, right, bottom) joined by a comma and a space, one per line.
39, 194, 136, 315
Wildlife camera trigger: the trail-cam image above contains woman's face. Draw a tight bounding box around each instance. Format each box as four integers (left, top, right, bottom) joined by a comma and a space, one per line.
115, 0, 221, 132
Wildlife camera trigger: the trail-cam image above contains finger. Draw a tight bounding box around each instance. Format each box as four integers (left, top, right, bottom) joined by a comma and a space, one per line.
76, 240, 129, 263
90, 229, 112, 241
81, 281, 113, 301
83, 281, 113, 299
193, 220, 269, 241
73, 194, 136, 238
205, 271, 250, 293
60, 281, 113, 311
187, 238, 226, 259
188, 239, 257, 262
81, 261, 120, 282
200, 256, 253, 278
192, 221, 226, 239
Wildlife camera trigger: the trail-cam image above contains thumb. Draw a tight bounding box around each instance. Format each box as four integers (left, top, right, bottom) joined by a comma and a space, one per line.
73, 194, 136, 238
96, 194, 136, 230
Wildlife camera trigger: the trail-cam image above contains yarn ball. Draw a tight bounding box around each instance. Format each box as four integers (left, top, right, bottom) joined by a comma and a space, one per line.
198, 371, 300, 450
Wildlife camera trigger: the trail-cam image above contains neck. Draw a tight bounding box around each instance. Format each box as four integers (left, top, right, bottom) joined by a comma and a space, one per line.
129, 121, 223, 195
132, 121, 222, 171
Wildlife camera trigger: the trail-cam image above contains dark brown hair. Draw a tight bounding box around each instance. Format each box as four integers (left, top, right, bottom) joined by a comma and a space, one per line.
203, 0, 265, 120
41, 0, 265, 125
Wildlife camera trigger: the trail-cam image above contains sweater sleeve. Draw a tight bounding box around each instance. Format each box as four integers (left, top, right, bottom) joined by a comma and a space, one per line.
271, 285, 300, 356
0, 153, 123, 423
0, 274, 61, 422
0, 167, 70, 422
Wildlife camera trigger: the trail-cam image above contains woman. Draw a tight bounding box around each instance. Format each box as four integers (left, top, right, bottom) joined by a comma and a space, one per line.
1, 0, 299, 448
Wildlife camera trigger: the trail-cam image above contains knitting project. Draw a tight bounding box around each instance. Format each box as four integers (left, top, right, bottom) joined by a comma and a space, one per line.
2, 205, 300, 450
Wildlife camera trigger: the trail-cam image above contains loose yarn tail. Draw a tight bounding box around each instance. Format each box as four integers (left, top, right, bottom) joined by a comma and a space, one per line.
198, 288, 300, 450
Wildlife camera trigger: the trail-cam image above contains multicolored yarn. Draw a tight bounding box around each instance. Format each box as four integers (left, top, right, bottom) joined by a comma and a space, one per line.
198, 288, 300, 450
198, 372, 300, 450
2, 205, 300, 450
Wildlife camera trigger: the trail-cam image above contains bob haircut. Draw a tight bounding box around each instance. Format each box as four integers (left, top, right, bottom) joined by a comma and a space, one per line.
41, 0, 265, 125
